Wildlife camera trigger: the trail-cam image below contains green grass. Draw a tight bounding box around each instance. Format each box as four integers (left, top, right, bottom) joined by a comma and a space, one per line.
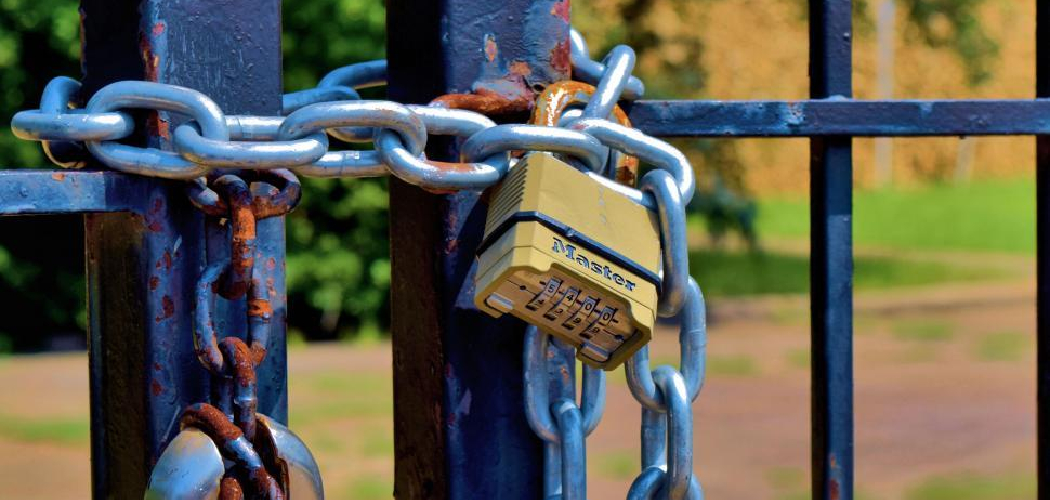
690, 249, 1002, 297
786, 349, 810, 370
289, 372, 393, 426
360, 427, 394, 458
975, 331, 1032, 362
594, 450, 637, 479
906, 472, 1036, 500
707, 354, 759, 376
342, 476, 393, 500
893, 320, 955, 342
0, 414, 89, 446
755, 176, 1035, 254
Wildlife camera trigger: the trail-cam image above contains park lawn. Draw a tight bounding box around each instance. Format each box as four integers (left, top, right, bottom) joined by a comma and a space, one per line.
754, 176, 1035, 254
689, 248, 1006, 297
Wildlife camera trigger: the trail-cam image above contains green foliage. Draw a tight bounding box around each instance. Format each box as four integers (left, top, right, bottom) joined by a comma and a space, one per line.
899, 0, 999, 85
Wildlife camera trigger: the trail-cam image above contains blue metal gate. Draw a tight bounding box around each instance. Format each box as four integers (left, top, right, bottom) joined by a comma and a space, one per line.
1, 0, 1048, 499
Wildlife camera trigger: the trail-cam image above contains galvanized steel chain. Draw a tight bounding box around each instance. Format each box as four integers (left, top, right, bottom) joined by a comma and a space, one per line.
11, 27, 705, 499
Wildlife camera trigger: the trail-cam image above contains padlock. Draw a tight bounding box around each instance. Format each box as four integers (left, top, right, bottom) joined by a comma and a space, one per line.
255, 414, 325, 500
474, 152, 661, 369
145, 427, 225, 500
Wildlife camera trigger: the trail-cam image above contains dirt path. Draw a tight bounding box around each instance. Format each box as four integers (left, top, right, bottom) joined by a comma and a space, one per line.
0, 280, 1038, 499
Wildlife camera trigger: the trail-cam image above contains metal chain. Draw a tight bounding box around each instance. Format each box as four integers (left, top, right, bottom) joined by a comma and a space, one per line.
10, 27, 707, 500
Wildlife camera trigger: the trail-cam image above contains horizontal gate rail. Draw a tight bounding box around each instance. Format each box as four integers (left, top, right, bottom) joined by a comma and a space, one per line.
629, 99, 1050, 137
0, 170, 149, 215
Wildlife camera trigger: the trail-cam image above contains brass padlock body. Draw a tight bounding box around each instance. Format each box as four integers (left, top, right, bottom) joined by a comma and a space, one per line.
474, 153, 660, 369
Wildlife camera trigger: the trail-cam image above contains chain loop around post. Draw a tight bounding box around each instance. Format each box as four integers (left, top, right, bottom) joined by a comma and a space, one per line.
84, 81, 229, 179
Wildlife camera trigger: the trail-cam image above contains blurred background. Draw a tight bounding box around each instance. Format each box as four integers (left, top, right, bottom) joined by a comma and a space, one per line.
0, 0, 1038, 498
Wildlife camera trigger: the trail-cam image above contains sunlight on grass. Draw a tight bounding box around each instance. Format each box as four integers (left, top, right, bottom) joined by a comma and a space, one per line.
974, 331, 1031, 362
360, 427, 394, 458
594, 450, 637, 479
893, 320, 954, 342
0, 414, 88, 446
766, 466, 806, 490
289, 372, 393, 426
757, 176, 1035, 254
690, 249, 1003, 297
786, 349, 809, 370
342, 476, 393, 500
905, 472, 1035, 500
707, 354, 758, 376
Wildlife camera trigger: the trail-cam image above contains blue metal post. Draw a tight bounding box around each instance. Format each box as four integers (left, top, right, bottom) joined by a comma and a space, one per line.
809, 1, 854, 500
386, 1, 572, 498
80, 1, 285, 498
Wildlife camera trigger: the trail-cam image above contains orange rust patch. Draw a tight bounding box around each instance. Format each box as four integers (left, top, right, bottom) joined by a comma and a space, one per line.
149, 276, 160, 291
551, 40, 571, 77
50, 172, 66, 181
509, 60, 532, 77
152, 21, 165, 36
151, 379, 164, 397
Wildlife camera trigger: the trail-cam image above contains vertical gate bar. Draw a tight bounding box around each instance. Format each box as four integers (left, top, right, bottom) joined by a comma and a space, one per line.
809, 1, 855, 500
387, 1, 572, 498
1038, 0, 1050, 496
81, 1, 285, 497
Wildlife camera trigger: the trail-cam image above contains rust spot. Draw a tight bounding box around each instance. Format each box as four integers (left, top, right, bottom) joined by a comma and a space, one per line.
446, 238, 459, 253
152, 21, 165, 36
146, 198, 165, 232
155, 295, 174, 321
550, 0, 570, 20
484, 34, 498, 62
266, 257, 276, 270
153, 362, 162, 371
828, 477, 840, 500
509, 60, 532, 77
181, 403, 243, 443
219, 477, 244, 500
551, 39, 571, 76
138, 34, 160, 83
151, 379, 164, 397
431, 87, 532, 116
148, 276, 160, 291
248, 298, 273, 319
50, 172, 66, 181
156, 251, 172, 271
154, 118, 170, 140
220, 337, 257, 389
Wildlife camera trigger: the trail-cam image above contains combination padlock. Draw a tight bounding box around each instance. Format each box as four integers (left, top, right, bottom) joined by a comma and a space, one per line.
474, 152, 661, 369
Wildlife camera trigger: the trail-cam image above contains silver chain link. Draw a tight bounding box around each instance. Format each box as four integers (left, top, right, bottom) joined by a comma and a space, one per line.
10, 27, 707, 500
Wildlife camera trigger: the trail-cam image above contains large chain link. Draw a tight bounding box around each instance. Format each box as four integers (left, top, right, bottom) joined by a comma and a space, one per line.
10, 27, 707, 500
